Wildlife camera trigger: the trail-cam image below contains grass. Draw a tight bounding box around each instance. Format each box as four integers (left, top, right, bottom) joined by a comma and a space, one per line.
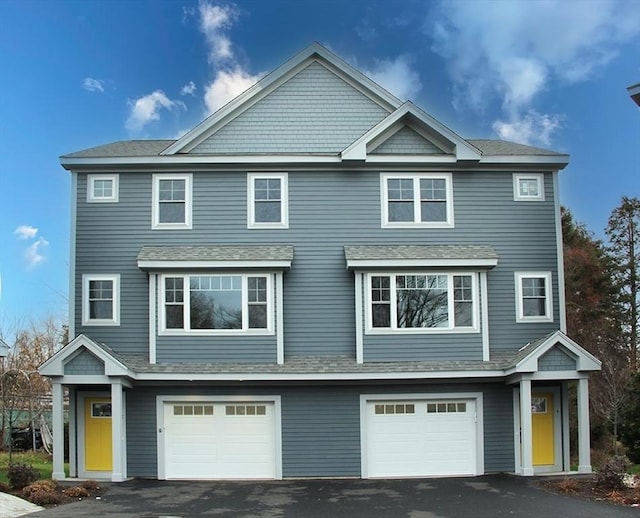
0, 451, 68, 486
630, 464, 640, 474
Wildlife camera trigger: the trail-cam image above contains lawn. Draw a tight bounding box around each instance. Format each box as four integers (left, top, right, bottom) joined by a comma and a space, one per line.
0, 451, 68, 486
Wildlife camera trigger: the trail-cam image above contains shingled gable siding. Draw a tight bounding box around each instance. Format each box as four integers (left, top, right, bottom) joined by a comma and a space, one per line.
74, 168, 559, 359
538, 347, 577, 371
122, 382, 514, 478
370, 126, 447, 155
191, 61, 390, 154
64, 348, 104, 375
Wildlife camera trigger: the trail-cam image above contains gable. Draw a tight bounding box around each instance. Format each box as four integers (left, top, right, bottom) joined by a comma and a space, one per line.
64, 346, 105, 375
191, 61, 390, 155
538, 345, 576, 371
370, 125, 448, 155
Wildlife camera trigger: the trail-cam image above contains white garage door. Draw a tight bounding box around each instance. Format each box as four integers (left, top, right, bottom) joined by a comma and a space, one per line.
163, 401, 276, 479
364, 398, 478, 477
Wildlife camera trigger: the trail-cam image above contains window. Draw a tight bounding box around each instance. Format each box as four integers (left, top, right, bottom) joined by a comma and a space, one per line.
88, 174, 118, 202
82, 274, 120, 326
513, 173, 544, 201
381, 173, 453, 227
248, 173, 288, 228
515, 272, 553, 322
374, 403, 415, 415
367, 273, 477, 332
160, 273, 272, 334
91, 403, 112, 417
152, 173, 192, 229
426, 402, 467, 413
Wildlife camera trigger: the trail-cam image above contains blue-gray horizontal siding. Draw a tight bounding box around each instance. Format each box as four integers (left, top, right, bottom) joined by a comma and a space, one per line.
371, 126, 445, 154
64, 348, 104, 375
156, 336, 277, 363
364, 334, 482, 362
74, 169, 559, 360
121, 381, 514, 478
538, 347, 576, 371
192, 62, 390, 154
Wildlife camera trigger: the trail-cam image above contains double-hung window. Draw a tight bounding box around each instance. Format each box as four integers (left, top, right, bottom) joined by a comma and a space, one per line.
381, 173, 453, 227
160, 273, 272, 334
513, 173, 544, 201
367, 273, 477, 332
82, 274, 120, 326
152, 173, 192, 229
248, 173, 288, 228
515, 272, 553, 322
87, 174, 118, 202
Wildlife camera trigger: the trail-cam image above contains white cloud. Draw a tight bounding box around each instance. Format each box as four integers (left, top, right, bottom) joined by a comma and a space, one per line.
204, 67, 262, 114
14, 225, 38, 240
364, 55, 422, 101
180, 81, 197, 96
428, 0, 640, 143
198, 0, 238, 64
25, 237, 49, 269
83, 77, 105, 93
493, 111, 562, 147
126, 90, 185, 133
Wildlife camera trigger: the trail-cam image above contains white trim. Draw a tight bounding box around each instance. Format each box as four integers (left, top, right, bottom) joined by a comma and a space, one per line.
513, 173, 545, 201
561, 382, 570, 471
480, 271, 490, 361
152, 173, 192, 230
138, 259, 292, 270
247, 172, 289, 229
87, 174, 119, 202
346, 258, 498, 269
360, 392, 484, 478
82, 274, 120, 326
51, 382, 66, 480
355, 273, 364, 364
69, 173, 77, 339
155, 394, 283, 480
149, 273, 157, 364
553, 171, 567, 332
577, 378, 592, 473
380, 172, 454, 228
514, 271, 553, 323
68, 388, 77, 477
276, 272, 284, 364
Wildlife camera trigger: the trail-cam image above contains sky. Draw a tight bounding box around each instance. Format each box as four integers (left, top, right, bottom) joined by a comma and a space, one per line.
0, 0, 639, 336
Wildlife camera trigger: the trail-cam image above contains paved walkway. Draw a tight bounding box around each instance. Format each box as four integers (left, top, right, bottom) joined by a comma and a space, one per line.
0, 491, 43, 518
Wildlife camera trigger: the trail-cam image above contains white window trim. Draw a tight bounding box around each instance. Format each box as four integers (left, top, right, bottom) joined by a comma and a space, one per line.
82, 274, 120, 326
515, 271, 553, 323
87, 174, 119, 203
247, 172, 289, 229
152, 173, 193, 230
158, 272, 275, 336
513, 173, 545, 201
380, 172, 454, 228
364, 271, 479, 334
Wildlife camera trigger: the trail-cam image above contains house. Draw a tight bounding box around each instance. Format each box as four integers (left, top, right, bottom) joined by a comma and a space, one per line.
40, 43, 600, 482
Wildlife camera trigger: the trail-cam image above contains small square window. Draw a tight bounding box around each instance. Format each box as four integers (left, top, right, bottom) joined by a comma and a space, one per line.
88, 175, 119, 203
513, 174, 544, 201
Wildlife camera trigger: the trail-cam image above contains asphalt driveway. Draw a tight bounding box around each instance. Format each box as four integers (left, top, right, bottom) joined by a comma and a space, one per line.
25, 475, 638, 518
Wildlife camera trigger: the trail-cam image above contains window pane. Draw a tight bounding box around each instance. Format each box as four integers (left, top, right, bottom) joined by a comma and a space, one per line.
248, 277, 267, 302
420, 200, 447, 222
519, 179, 539, 197
522, 278, 545, 297
523, 298, 546, 317
254, 178, 281, 200
372, 303, 391, 327
255, 201, 281, 222
396, 275, 448, 328
159, 202, 186, 223
419, 179, 446, 200
388, 201, 414, 221
159, 179, 185, 201
248, 305, 267, 328
88, 280, 113, 319
90, 300, 113, 319
190, 276, 242, 329
94, 179, 113, 198
166, 305, 184, 329
387, 178, 413, 200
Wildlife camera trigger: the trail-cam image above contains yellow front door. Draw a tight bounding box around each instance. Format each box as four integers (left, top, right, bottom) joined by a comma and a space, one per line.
531, 393, 554, 466
84, 398, 112, 471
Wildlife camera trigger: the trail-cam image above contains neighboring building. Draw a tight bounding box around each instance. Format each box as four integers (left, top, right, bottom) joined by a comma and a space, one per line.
40, 44, 600, 482
629, 83, 640, 107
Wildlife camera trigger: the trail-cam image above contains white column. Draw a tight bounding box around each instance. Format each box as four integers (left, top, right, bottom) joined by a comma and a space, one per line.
68, 387, 77, 477
577, 377, 592, 473
111, 381, 125, 482
51, 382, 65, 480
519, 379, 534, 476
561, 382, 570, 472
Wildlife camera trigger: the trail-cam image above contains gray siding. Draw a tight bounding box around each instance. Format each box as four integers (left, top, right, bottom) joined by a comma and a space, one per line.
121, 381, 514, 478
371, 126, 445, 154
156, 336, 277, 363
192, 62, 390, 154
64, 348, 104, 375
364, 334, 482, 362
538, 346, 576, 371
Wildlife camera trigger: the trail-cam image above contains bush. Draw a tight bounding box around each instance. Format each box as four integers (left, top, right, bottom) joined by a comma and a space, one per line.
63, 486, 89, 498
594, 456, 629, 492
22, 480, 61, 506
6, 463, 39, 489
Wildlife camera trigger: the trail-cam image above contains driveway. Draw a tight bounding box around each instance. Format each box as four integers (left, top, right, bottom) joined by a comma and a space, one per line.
25, 475, 637, 518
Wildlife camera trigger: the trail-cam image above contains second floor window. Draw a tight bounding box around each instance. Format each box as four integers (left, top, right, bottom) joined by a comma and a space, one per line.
515, 272, 553, 322
87, 174, 118, 202
248, 173, 289, 228
368, 273, 476, 332
381, 173, 453, 228
161, 274, 272, 334
152, 173, 192, 229
82, 274, 120, 326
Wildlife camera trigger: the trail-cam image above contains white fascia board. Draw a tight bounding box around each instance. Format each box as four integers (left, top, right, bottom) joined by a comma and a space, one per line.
346, 258, 498, 269
134, 369, 505, 382
478, 155, 570, 168
137, 260, 292, 270
358, 155, 458, 164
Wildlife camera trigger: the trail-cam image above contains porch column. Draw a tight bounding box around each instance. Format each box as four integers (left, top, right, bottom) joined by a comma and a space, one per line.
111, 381, 125, 482
519, 379, 534, 476
577, 377, 592, 473
51, 381, 65, 480
68, 387, 77, 477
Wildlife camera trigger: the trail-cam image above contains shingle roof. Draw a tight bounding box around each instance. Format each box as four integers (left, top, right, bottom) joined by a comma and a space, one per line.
468, 139, 565, 156
137, 245, 294, 263
344, 244, 498, 261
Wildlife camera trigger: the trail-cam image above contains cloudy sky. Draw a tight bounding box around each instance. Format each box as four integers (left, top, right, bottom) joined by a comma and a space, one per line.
0, 0, 639, 333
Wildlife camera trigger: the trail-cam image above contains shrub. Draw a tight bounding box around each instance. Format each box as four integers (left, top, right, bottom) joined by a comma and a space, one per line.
22, 481, 62, 506
0, 481, 11, 492
556, 477, 580, 494
63, 486, 89, 498
594, 456, 629, 492
81, 479, 100, 491
6, 463, 39, 489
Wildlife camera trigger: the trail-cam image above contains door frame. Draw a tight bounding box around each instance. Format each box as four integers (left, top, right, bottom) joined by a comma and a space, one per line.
513, 386, 563, 474
78, 391, 114, 479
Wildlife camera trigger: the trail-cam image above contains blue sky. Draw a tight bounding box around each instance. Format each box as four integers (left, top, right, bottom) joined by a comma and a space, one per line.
0, 0, 639, 334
